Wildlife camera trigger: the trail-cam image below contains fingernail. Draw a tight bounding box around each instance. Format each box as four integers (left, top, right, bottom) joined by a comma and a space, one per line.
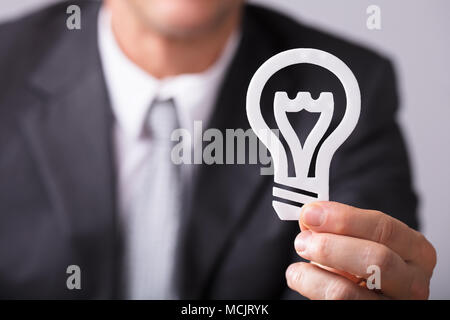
295, 230, 312, 252
303, 204, 325, 227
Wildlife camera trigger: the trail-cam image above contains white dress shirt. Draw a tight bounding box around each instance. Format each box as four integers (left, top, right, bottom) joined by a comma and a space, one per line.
97, 7, 239, 298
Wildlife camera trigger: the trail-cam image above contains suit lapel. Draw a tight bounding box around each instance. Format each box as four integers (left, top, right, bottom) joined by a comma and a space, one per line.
21, 70, 116, 244
176, 7, 286, 298
16, 2, 119, 297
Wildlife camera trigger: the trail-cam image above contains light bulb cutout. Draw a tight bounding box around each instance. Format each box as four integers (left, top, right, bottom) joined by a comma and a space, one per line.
246, 49, 361, 220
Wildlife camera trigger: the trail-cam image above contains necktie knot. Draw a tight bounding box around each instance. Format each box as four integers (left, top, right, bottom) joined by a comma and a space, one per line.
145, 98, 179, 141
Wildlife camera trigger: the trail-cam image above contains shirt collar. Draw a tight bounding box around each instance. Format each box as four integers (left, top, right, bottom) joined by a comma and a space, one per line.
98, 6, 240, 140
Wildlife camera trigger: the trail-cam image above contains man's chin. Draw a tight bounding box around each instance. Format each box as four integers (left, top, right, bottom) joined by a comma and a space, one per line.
148, 22, 217, 39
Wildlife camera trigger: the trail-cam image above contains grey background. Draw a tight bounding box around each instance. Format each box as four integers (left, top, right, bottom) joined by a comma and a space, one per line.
0, 0, 448, 299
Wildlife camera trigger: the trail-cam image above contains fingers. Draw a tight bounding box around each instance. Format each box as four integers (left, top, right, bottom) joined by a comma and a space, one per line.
299, 201, 436, 273
286, 262, 381, 300
294, 230, 423, 299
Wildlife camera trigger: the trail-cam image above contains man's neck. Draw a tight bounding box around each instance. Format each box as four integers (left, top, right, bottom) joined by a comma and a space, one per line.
106, 3, 241, 79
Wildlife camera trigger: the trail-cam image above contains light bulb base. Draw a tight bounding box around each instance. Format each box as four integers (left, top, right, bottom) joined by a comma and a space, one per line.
272, 185, 319, 220
272, 200, 301, 221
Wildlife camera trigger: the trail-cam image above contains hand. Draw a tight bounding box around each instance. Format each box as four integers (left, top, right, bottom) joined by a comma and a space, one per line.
285, 201, 437, 300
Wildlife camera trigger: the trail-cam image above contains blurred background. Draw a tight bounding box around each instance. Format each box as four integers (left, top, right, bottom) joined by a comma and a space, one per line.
1, 0, 448, 299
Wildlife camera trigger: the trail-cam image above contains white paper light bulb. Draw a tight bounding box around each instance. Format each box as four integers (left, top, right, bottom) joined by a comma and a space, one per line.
246, 49, 361, 220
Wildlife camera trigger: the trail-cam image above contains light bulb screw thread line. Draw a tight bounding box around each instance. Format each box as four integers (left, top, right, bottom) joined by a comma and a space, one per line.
272, 184, 319, 211
273, 182, 318, 198
273, 196, 303, 209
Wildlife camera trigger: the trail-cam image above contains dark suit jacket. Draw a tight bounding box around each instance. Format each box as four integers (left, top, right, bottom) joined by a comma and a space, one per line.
0, 1, 418, 299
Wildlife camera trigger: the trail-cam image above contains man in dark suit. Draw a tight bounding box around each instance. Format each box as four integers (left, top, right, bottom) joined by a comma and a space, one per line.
0, 0, 436, 299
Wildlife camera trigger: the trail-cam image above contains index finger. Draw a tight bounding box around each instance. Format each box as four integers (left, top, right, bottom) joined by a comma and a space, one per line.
299, 201, 434, 271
